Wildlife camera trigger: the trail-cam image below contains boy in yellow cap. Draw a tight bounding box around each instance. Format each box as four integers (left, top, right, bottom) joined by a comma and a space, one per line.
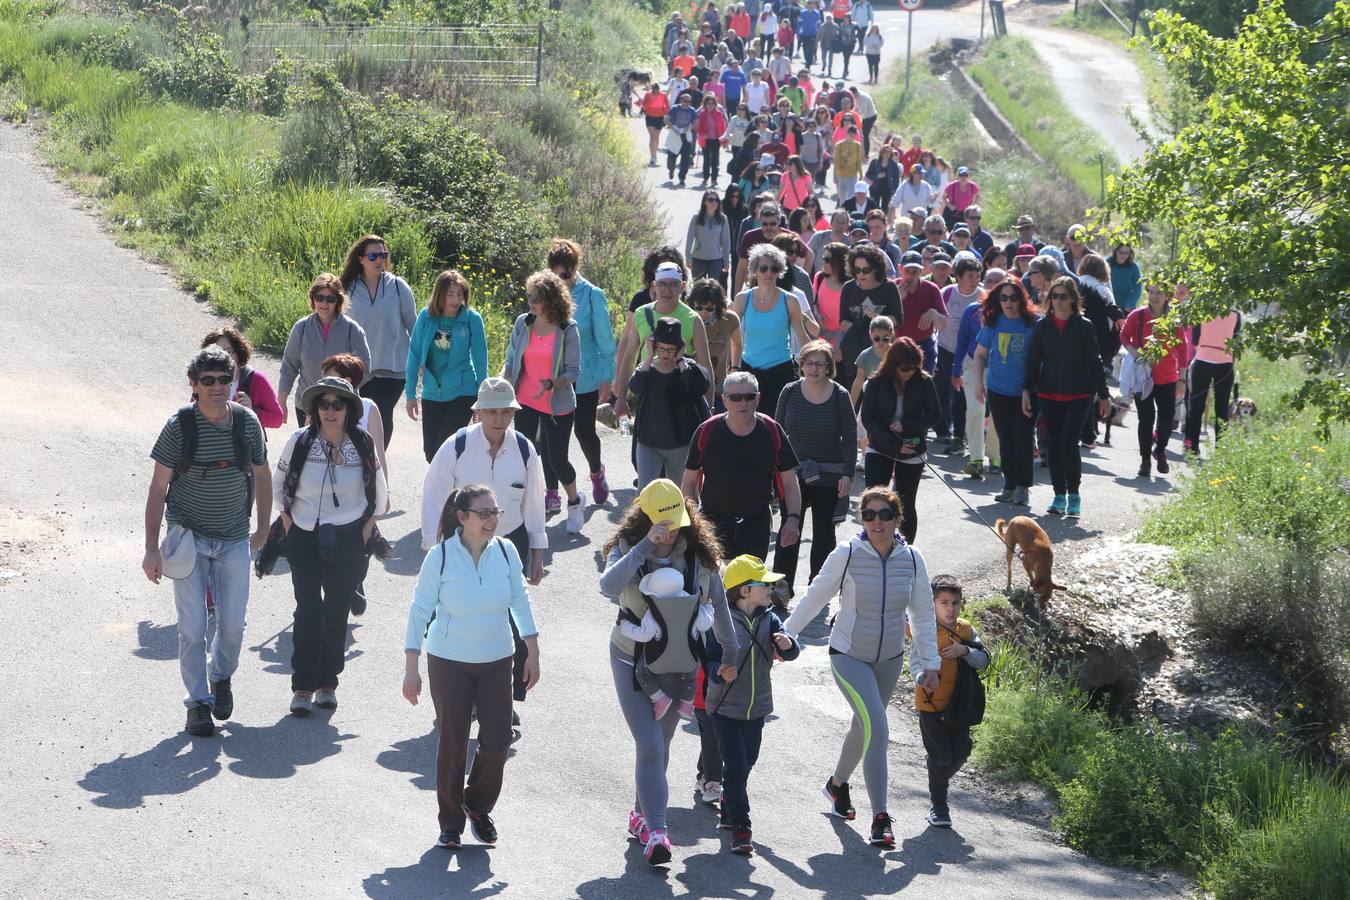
704, 555, 801, 855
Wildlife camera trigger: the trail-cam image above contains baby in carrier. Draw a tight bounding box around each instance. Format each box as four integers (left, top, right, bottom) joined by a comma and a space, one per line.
619, 567, 715, 720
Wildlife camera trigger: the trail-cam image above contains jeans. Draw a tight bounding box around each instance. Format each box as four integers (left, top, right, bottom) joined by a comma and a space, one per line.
174, 535, 251, 707
713, 713, 766, 828
987, 391, 1033, 489
961, 357, 999, 465
1039, 396, 1092, 495
821, 45, 835, 74
919, 710, 973, 808
701, 140, 722, 182
667, 134, 695, 182
800, 35, 817, 67
862, 454, 922, 543
690, 257, 727, 289
514, 406, 577, 489
359, 376, 404, 449
419, 395, 475, 464
866, 53, 880, 81
285, 520, 366, 692
773, 477, 841, 592
835, 175, 857, 201
934, 347, 965, 441
636, 443, 691, 489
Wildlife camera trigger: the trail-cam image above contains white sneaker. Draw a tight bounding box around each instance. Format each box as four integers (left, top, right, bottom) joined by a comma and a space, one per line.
290, 691, 313, 717
701, 780, 722, 805
314, 688, 337, 710
566, 494, 585, 534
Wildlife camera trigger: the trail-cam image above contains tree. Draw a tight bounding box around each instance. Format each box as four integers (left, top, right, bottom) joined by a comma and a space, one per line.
1144, 0, 1335, 38
1100, 0, 1350, 429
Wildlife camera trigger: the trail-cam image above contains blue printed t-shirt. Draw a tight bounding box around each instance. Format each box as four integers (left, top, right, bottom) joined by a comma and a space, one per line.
976, 315, 1038, 397
720, 69, 747, 106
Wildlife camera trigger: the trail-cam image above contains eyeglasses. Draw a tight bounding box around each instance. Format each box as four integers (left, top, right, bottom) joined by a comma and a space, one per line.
860, 507, 897, 522
312, 294, 338, 305
317, 398, 346, 412
365, 251, 389, 261
965, 215, 981, 221
871, 335, 893, 343
801, 359, 827, 369
758, 265, 782, 274
194, 374, 234, 387
724, 392, 759, 403
464, 507, 505, 520
1050, 291, 1072, 300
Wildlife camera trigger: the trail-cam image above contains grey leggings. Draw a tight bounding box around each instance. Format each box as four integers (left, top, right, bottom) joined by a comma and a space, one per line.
610, 643, 682, 832
635, 443, 690, 490
830, 651, 906, 815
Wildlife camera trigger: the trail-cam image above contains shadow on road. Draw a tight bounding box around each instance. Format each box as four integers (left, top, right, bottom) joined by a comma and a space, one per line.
380, 526, 427, 578
250, 623, 362, 676
133, 620, 178, 660
376, 723, 519, 792
575, 839, 676, 898
363, 846, 505, 898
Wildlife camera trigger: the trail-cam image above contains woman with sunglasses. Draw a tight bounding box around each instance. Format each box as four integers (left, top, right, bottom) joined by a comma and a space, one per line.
781, 485, 941, 848
688, 278, 741, 412
973, 279, 1038, 503
1022, 276, 1110, 518
859, 337, 939, 543
278, 274, 371, 427
732, 243, 810, 415
838, 243, 903, 389
687, 191, 733, 287
403, 484, 540, 850
274, 376, 388, 716
340, 235, 415, 450
722, 185, 751, 249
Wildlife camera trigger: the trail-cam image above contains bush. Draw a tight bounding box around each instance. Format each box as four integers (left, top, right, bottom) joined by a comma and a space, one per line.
140, 18, 239, 108
1202, 790, 1350, 899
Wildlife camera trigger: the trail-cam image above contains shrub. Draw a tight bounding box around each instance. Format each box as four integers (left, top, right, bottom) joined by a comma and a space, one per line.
140, 18, 240, 108
1202, 790, 1350, 899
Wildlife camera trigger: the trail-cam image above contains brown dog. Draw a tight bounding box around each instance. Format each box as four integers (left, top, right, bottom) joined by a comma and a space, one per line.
995, 516, 1064, 604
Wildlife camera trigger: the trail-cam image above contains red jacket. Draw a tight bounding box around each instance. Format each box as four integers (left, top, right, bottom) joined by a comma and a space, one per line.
641, 91, 670, 118
696, 107, 728, 146
1122, 306, 1188, 385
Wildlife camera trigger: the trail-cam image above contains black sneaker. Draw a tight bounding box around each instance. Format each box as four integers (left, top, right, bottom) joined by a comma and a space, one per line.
185, 702, 214, 736
927, 804, 952, 828
466, 808, 497, 844
436, 831, 461, 848
1154, 449, 1171, 474
209, 678, 233, 721
730, 827, 753, 854
511, 709, 521, 728
823, 779, 856, 820
350, 588, 367, 617
870, 812, 895, 847
1137, 458, 1151, 478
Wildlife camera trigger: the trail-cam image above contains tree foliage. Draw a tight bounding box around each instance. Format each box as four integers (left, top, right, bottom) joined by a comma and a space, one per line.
1145, 0, 1334, 38
1100, 0, 1350, 428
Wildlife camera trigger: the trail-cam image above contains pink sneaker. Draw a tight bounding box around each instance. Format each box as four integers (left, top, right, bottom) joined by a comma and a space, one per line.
590, 466, 610, 505
628, 808, 650, 844
544, 489, 562, 516
644, 829, 672, 865
652, 693, 673, 720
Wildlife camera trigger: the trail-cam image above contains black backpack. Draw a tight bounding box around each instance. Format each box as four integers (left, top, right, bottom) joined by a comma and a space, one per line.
452, 427, 532, 468
172, 401, 254, 519
938, 620, 987, 728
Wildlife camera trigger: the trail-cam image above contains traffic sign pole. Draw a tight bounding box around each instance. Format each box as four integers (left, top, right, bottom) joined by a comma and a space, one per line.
898, 0, 923, 94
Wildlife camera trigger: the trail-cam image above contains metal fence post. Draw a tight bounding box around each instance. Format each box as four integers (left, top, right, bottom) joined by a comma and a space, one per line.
536, 22, 544, 86
1099, 153, 1106, 203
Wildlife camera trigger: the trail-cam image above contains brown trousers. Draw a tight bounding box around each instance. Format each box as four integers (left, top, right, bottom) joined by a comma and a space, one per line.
427, 653, 514, 833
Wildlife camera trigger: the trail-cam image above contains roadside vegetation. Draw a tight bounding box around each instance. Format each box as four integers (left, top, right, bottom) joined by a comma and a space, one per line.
0, 0, 662, 364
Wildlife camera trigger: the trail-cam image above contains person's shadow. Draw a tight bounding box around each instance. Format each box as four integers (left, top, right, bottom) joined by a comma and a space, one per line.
133, 620, 178, 660
755, 819, 974, 899
217, 715, 356, 779
363, 846, 506, 898
675, 848, 776, 898
79, 732, 225, 809
251, 623, 362, 676
379, 525, 427, 578
377, 725, 439, 791
574, 840, 677, 898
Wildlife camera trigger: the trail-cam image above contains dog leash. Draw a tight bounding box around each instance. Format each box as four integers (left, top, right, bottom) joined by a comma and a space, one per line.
917, 455, 1020, 557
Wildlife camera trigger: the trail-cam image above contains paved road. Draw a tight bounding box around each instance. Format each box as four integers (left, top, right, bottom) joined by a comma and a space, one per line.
1, 65, 1178, 899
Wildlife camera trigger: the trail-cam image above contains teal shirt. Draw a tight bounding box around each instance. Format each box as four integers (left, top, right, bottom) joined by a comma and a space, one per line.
405, 307, 487, 402
571, 275, 617, 395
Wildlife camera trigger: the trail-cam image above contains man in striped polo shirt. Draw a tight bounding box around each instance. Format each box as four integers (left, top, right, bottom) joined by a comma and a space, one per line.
143, 347, 272, 737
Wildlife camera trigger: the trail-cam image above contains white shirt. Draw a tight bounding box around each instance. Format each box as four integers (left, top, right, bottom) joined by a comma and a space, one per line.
758, 12, 778, 35
358, 397, 376, 431
274, 429, 389, 529
420, 423, 547, 551
767, 55, 791, 83
743, 81, 771, 114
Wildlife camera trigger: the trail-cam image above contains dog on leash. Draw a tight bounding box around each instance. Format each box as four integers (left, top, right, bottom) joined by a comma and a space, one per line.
995, 516, 1064, 604
1229, 397, 1258, 424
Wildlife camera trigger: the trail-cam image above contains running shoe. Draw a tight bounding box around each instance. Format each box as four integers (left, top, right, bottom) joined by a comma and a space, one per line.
466, 808, 497, 844
823, 779, 856, 820
290, 691, 313, 717
566, 494, 585, 534
512, 709, 521, 728
870, 812, 895, 847
590, 466, 610, 505
544, 489, 562, 516
1154, 448, 1171, 474
701, 780, 723, 806
730, 827, 754, 854
1012, 486, 1030, 507
677, 699, 696, 720
1066, 494, 1082, 519
314, 687, 337, 710
927, 804, 952, 828
644, 830, 672, 865
1047, 494, 1067, 517
947, 437, 968, 456
1137, 457, 1151, 478
993, 488, 1014, 503
209, 678, 233, 720
652, 693, 674, 720
436, 831, 461, 848
963, 460, 984, 480
185, 702, 214, 736
628, 808, 651, 844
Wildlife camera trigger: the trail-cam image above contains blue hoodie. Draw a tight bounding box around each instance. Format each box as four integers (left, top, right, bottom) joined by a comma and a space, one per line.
571, 275, 618, 395
404, 306, 488, 402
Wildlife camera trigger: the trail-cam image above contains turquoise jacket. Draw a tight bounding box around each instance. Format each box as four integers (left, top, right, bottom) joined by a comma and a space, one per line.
404, 307, 487, 402
571, 274, 617, 395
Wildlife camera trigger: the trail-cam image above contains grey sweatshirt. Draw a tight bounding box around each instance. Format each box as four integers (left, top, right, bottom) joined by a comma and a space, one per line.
344, 272, 416, 378
705, 604, 801, 720
501, 313, 582, 415
686, 214, 733, 265
278, 313, 371, 398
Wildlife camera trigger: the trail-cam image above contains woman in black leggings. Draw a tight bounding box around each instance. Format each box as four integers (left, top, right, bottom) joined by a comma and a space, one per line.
859, 337, 940, 543
1022, 277, 1109, 520
1122, 283, 1187, 477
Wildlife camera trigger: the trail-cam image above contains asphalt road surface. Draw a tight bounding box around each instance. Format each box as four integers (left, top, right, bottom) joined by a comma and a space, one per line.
1, 29, 1176, 894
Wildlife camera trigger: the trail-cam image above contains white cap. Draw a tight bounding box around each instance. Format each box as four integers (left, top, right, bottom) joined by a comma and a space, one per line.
653, 262, 684, 283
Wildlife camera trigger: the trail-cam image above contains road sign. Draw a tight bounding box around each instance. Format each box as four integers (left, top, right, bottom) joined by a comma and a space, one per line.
899, 0, 923, 12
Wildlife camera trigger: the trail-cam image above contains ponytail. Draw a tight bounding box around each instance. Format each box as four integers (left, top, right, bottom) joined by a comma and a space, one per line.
437, 483, 494, 542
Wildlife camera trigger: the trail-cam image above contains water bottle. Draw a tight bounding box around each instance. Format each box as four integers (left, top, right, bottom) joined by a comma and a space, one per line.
619, 415, 632, 436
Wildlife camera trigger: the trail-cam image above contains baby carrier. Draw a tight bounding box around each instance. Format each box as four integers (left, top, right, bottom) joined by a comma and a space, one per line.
617, 544, 705, 678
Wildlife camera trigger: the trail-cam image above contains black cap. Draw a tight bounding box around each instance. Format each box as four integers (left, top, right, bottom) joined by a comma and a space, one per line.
901, 250, 924, 270
652, 316, 685, 349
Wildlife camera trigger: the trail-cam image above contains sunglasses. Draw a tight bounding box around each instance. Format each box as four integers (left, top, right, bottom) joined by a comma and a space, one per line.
464, 507, 505, 520
758, 265, 783, 274
692, 303, 718, 312
872, 334, 893, 343
317, 397, 347, 412
743, 580, 770, 588
898, 365, 917, 373
861, 507, 897, 522
1050, 291, 1072, 300
724, 392, 758, 403
852, 265, 874, 275
999, 293, 1021, 303
365, 251, 389, 261
194, 374, 234, 387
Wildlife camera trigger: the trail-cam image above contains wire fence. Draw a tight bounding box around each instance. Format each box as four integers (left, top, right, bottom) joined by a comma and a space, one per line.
242, 22, 544, 86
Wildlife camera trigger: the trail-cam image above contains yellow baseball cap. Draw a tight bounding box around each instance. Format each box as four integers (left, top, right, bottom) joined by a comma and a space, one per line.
638, 478, 691, 529
722, 555, 785, 590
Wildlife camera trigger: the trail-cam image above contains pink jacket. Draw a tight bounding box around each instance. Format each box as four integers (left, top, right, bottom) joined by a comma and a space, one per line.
697, 107, 728, 147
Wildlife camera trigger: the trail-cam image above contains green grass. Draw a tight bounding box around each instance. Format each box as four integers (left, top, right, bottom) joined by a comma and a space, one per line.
974, 644, 1350, 895
874, 60, 1091, 236
966, 35, 1121, 203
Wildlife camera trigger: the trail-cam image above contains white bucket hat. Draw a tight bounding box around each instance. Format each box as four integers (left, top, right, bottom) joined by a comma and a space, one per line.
159, 524, 197, 580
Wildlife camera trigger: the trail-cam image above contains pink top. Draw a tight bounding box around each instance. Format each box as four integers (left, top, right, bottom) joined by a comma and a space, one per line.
815, 277, 843, 333
943, 179, 980, 212
779, 172, 815, 210
519, 329, 557, 413
1122, 306, 1188, 385
1193, 312, 1238, 365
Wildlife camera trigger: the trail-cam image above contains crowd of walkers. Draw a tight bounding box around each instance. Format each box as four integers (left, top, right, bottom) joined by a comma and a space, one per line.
135, 3, 1243, 867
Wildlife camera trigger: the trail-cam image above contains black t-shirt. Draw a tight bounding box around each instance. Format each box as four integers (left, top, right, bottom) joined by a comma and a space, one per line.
685, 414, 799, 516
635, 369, 680, 448
839, 279, 903, 370
629, 287, 652, 313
